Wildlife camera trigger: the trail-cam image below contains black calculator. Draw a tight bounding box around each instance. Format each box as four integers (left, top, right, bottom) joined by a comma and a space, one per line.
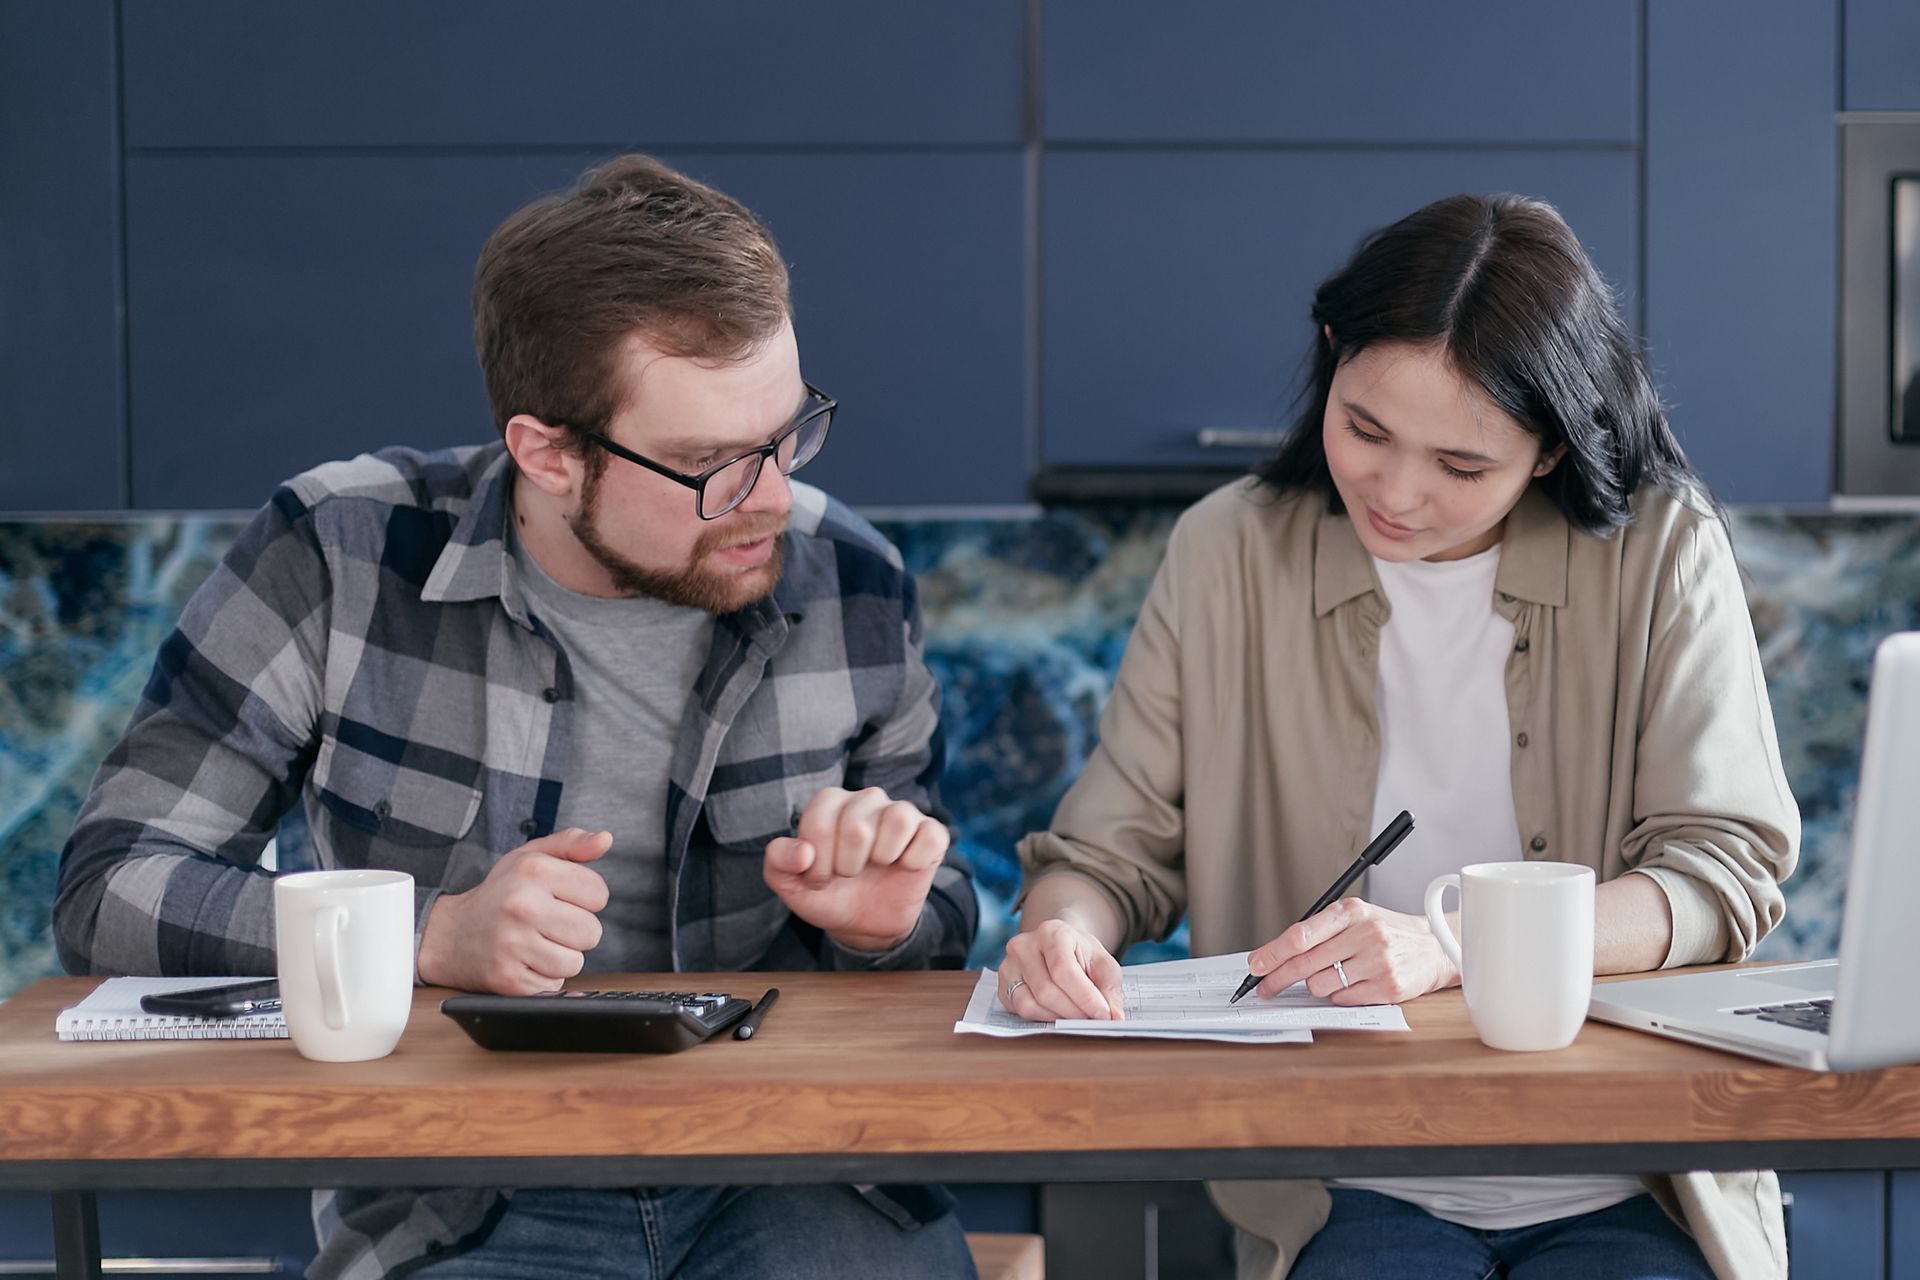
440, 990, 753, 1054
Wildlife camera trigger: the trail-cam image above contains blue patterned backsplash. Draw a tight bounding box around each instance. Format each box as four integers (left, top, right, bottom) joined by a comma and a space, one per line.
2, 501, 1914, 997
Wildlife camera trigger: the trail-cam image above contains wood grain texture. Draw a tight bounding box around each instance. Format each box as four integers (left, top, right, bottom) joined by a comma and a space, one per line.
4, 971, 1917, 1166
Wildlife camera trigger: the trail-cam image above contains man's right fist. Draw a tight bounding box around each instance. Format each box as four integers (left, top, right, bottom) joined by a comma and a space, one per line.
416, 827, 612, 994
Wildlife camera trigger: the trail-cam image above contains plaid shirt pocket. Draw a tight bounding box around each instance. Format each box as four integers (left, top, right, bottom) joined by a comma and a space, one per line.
312, 734, 484, 859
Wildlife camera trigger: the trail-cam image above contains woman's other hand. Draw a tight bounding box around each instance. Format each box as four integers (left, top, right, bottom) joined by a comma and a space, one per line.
1000, 918, 1127, 1020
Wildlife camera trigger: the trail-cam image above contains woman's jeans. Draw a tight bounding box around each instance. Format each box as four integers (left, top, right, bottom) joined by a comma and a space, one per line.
1284, 1190, 1714, 1280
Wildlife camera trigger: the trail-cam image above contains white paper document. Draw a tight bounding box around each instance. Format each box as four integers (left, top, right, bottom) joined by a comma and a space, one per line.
954, 951, 1409, 1043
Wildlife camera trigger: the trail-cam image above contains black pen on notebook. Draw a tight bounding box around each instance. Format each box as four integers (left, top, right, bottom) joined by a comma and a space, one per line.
733, 987, 780, 1040
1228, 809, 1416, 1004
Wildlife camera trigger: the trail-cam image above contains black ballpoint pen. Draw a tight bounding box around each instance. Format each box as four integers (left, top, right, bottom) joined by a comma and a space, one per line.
1228, 809, 1416, 1004
733, 987, 780, 1039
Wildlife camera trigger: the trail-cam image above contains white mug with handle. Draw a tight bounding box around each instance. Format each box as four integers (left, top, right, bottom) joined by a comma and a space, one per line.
274, 869, 414, 1062
1424, 861, 1595, 1052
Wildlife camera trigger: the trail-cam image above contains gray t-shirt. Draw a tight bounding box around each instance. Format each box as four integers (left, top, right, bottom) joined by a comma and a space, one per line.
510, 529, 713, 973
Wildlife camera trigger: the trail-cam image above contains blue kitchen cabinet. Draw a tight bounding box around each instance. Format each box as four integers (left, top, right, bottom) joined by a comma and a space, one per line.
1845, 0, 1920, 111
1643, 1, 1837, 506
121, 1, 1024, 148
1781, 1171, 1886, 1279
1040, 149, 1635, 475
0, 3, 123, 510
124, 150, 1027, 510
1042, 0, 1637, 144
0, 1187, 316, 1276
1893, 1171, 1920, 1278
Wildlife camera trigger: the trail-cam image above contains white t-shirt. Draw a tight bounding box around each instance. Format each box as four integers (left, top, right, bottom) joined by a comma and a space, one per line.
1358, 545, 1522, 916
1329, 542, 1644, 1229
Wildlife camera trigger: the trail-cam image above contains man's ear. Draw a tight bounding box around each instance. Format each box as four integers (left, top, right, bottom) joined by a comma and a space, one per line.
504, 415, 581, 497
1534, 443, 1569, 478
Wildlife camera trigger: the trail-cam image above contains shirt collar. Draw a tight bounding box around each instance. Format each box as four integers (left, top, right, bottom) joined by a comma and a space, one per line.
1312, 482, 1571, 616
1313, 496, 1378, 617
422, 444, 520, 611
1492, 483, 1570, 608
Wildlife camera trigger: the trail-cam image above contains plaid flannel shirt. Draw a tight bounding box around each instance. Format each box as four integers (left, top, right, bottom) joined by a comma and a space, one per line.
54, 443, 976, 1278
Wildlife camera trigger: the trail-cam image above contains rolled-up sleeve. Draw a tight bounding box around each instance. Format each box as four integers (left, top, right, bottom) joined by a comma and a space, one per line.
1624, 516, 1799, 965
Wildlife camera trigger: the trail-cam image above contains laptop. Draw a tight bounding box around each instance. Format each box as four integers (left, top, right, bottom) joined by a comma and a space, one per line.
1587, 631, 1920, 1072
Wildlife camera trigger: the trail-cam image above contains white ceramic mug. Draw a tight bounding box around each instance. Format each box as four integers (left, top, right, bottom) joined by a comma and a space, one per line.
1424, 861, 1595, 1052
274, 869, 414, 1062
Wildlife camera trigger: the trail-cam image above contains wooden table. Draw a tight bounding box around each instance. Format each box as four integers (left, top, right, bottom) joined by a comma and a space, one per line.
6, 970, 1919, 1277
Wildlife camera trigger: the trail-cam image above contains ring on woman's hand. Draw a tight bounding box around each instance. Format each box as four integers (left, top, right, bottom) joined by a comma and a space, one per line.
1006, 977, 1028, 1000
1331, 959, 1352, 989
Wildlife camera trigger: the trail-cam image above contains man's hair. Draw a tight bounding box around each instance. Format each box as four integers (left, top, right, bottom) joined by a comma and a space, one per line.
1257, 193, 1707, 535
472, 154, 791, 442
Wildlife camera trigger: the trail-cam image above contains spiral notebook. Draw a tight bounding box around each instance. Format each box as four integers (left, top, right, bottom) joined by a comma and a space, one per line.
56, 976, 289, 1041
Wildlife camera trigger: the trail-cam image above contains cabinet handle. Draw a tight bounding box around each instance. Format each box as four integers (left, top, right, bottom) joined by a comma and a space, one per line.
1194, 429, 1286, 450
0, 1259, 286, 1275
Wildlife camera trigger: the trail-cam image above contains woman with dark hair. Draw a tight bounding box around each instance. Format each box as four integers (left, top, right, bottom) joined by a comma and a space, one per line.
1005, 194, 1798, 1279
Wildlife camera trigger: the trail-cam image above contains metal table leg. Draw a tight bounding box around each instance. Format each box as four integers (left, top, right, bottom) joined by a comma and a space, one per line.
51, 1190, 102, 1280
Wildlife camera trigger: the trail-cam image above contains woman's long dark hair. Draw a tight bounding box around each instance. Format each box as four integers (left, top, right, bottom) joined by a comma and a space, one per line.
1256, 194, 1706, 535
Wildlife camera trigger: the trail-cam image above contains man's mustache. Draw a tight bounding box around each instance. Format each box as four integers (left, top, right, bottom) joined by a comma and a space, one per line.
700, 516, 788, 555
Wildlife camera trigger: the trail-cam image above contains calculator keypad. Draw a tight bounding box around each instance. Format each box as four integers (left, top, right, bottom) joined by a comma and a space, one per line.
569, 991, 738, 1025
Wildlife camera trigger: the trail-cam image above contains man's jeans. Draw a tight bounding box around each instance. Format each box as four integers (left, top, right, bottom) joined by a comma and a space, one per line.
407, 1184, 979, 1279
1285, 1189, 1715, 1280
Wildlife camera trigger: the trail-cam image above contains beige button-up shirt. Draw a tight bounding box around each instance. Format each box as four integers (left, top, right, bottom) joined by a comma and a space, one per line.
1017, 478, 1800, 1280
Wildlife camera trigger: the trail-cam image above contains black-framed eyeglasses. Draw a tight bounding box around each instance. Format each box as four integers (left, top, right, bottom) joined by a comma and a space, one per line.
579, 382, 835, 520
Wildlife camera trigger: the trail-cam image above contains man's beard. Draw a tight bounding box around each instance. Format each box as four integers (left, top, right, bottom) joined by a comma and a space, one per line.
569, 469, 786, 614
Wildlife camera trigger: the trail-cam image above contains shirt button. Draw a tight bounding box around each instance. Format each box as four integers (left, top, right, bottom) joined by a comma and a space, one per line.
520, 819, 538, 837
542, 686, 561, 703
1516, 732, 1530, 748
1500, 592, 1515, 603
1513, 638, 1530, 653
1530, 835, 1548, 852
373, 800, 391, 821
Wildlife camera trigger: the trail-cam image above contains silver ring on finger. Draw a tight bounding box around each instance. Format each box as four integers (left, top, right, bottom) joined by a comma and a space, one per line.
1331, 959, 1352, 989
1005, 977, 1028, 1001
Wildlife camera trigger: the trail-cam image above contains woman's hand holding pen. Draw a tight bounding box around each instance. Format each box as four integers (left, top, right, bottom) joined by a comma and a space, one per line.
1000, 918, 1127, 1021
1243, 898, 1461, 1006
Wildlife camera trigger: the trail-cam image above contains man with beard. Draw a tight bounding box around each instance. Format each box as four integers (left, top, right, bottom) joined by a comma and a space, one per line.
53, 154, 981, 1280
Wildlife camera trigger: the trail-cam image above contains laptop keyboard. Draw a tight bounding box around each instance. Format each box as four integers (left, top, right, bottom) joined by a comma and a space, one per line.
1734, 998, 1832, 1035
